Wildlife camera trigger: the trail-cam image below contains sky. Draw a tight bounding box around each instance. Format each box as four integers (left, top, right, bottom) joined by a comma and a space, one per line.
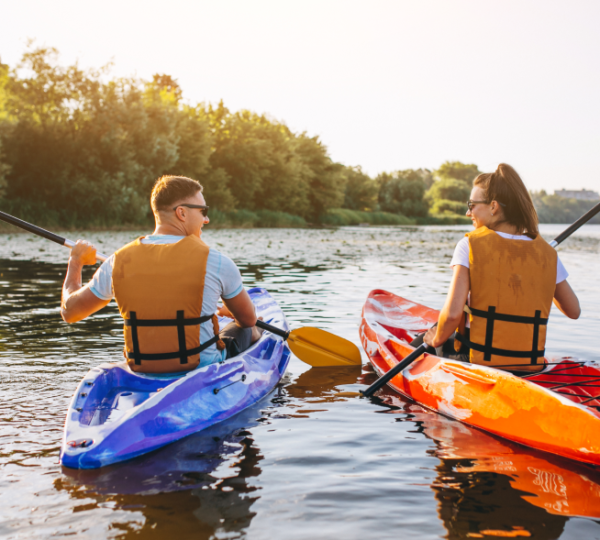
2, 0, 599, 192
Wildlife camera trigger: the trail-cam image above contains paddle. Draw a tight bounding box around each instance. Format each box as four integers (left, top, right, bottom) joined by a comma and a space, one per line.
0, 210, 109, 262
357, 200, 600, 398
256, 320, 362, 367
0, 209, 361, 367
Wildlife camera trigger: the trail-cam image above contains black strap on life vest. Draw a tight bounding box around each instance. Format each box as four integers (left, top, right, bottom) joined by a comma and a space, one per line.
125, 311, 217, 365
455, 306, 548, 364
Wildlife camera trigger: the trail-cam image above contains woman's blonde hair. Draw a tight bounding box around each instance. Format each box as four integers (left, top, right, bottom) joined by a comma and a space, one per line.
474, 163, 539, 238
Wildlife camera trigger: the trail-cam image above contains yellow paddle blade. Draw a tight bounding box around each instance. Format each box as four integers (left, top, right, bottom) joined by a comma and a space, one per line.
287, 326, 362, 367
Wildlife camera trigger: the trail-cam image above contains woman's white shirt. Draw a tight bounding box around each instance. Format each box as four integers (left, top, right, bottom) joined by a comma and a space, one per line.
450, 231, 568, 284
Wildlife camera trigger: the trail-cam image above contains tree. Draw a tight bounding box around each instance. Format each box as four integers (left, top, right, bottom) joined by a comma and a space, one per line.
426, 178, 470, 203
376, 169, 429, 217
430, 199, 466, 215
0, 46, 207, 225
435, 161, 481, 185
293, 134, 346, 222
530, 191, 600, 224
342, 166, 378, 211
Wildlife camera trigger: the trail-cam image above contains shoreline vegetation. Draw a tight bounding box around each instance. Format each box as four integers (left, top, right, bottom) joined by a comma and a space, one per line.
0, 46, 598, 232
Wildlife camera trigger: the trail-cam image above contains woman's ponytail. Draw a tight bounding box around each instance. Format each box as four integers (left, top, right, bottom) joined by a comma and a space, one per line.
474, 164, 539, 238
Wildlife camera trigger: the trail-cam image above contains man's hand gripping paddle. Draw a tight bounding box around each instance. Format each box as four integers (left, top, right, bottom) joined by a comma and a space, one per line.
0, 210, 108, 262
0, 210, 362, 368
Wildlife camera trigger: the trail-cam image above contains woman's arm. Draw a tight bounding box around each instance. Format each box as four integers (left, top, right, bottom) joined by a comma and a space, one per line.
424, 265, 470, 348
553, 280, 580, 319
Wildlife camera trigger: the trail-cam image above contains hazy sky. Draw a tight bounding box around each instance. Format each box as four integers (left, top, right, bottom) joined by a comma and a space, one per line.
2, 0, 599, 191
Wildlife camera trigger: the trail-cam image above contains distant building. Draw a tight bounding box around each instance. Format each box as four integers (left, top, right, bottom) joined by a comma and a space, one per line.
554, 189, 600, 201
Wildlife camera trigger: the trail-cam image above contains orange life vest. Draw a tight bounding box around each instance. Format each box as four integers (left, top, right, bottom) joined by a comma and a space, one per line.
455, 227, 557, 373
112, 235, 224, 374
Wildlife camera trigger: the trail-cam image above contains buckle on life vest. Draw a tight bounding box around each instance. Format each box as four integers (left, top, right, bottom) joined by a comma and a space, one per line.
125, 311, 216, 365
457, 306, 548, 364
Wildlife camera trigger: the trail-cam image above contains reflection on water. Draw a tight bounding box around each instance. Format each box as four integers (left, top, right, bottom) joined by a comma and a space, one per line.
1, 225, 600, 539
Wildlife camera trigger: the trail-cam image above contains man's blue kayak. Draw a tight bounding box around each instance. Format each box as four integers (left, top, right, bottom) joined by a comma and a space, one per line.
60, 288, 291, 469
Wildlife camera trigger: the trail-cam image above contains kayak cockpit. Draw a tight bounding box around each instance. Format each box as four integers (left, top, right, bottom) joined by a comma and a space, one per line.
76, 363, 184, 427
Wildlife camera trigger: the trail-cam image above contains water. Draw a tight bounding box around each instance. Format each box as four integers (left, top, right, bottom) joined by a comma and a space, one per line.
1, 224, 600, 539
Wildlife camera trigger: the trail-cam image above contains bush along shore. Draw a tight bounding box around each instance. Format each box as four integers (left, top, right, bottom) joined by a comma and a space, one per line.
0, 46, 594, 231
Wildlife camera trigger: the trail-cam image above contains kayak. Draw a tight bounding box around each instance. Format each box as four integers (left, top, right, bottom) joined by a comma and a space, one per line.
60, 287, 291, 469
360, 289, 600, 466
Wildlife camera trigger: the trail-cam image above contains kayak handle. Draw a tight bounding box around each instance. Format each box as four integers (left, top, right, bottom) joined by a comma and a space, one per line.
256, 319, 290, 340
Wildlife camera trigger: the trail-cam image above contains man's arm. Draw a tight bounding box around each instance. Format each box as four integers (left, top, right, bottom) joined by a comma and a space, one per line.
221, 289, 258, 328
61, 241, 111, 323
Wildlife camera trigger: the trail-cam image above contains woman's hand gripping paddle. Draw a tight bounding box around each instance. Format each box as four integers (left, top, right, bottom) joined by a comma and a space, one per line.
256, 320, 362, 367
0, 209, 362, 368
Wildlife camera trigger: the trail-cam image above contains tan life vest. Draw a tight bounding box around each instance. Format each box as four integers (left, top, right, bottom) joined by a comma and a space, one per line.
112, 235, 225, 374
455, 227, 557, 373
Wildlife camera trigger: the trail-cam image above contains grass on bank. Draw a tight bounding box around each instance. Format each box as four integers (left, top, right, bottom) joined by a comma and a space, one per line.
416, 213, 472, 225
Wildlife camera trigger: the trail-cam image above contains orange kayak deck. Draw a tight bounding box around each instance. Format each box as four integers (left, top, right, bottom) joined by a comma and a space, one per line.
360, 289, 600, 466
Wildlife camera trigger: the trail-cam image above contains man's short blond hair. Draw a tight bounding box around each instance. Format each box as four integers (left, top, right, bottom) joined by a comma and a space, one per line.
150, 176, 203, 212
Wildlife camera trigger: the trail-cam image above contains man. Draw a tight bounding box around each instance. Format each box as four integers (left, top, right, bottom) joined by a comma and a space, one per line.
61, 175, 261, 373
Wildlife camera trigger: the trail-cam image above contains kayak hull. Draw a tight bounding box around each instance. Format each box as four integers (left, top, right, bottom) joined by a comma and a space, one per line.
61, 287, 291, 469
360, 289, 600, 466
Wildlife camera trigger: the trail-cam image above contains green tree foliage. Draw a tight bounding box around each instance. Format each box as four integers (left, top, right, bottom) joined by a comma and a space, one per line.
0, 46, 349, 226
341, 166, 378, 211
424, 161, 479, 220
426, 178, 471, 203
0, 47, 215, 225
205, 103, 346, 221
430, 199, 466, 215
376, 169, 429, 217
435, 161, 481, 185
530, 191, 600, 224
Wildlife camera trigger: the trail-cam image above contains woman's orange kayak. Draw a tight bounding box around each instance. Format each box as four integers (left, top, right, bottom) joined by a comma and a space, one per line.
360, 289, 600, 466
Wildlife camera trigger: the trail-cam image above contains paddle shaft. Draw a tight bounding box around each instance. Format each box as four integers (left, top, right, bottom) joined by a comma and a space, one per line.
256, 319, 290, 339
0, 210, 108, 262
550, 200, 600, 248
361, 203, 600, 398
361, 343, 430, 398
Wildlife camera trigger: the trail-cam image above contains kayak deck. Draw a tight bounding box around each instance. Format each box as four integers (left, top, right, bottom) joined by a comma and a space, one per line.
360, 289, 600, 466
61, 287, 291, 469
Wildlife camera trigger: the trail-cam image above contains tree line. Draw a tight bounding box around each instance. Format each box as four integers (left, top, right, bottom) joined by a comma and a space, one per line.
0, 46, 595, 228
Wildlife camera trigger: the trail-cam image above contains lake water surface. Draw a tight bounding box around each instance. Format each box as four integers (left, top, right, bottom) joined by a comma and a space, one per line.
1, 224, 600, 539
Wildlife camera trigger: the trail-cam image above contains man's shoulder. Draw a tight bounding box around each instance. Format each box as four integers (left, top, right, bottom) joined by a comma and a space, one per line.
207, 248, 239, 272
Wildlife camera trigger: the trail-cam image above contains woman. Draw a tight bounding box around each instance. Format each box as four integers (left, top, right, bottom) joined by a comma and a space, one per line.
423, 163, 580, 372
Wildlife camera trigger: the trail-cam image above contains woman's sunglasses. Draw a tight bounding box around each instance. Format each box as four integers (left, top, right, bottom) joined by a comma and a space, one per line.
466, 200, 489, 211
173, 204, 209, 217
466, 200, 506, 211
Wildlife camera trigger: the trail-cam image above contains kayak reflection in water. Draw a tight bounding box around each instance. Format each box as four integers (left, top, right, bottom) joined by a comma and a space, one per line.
420, 164, 580, 373
60, 175, 263, 374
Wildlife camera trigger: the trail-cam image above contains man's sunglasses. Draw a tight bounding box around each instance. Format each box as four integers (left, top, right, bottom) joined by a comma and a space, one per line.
173, 204, 209, 217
